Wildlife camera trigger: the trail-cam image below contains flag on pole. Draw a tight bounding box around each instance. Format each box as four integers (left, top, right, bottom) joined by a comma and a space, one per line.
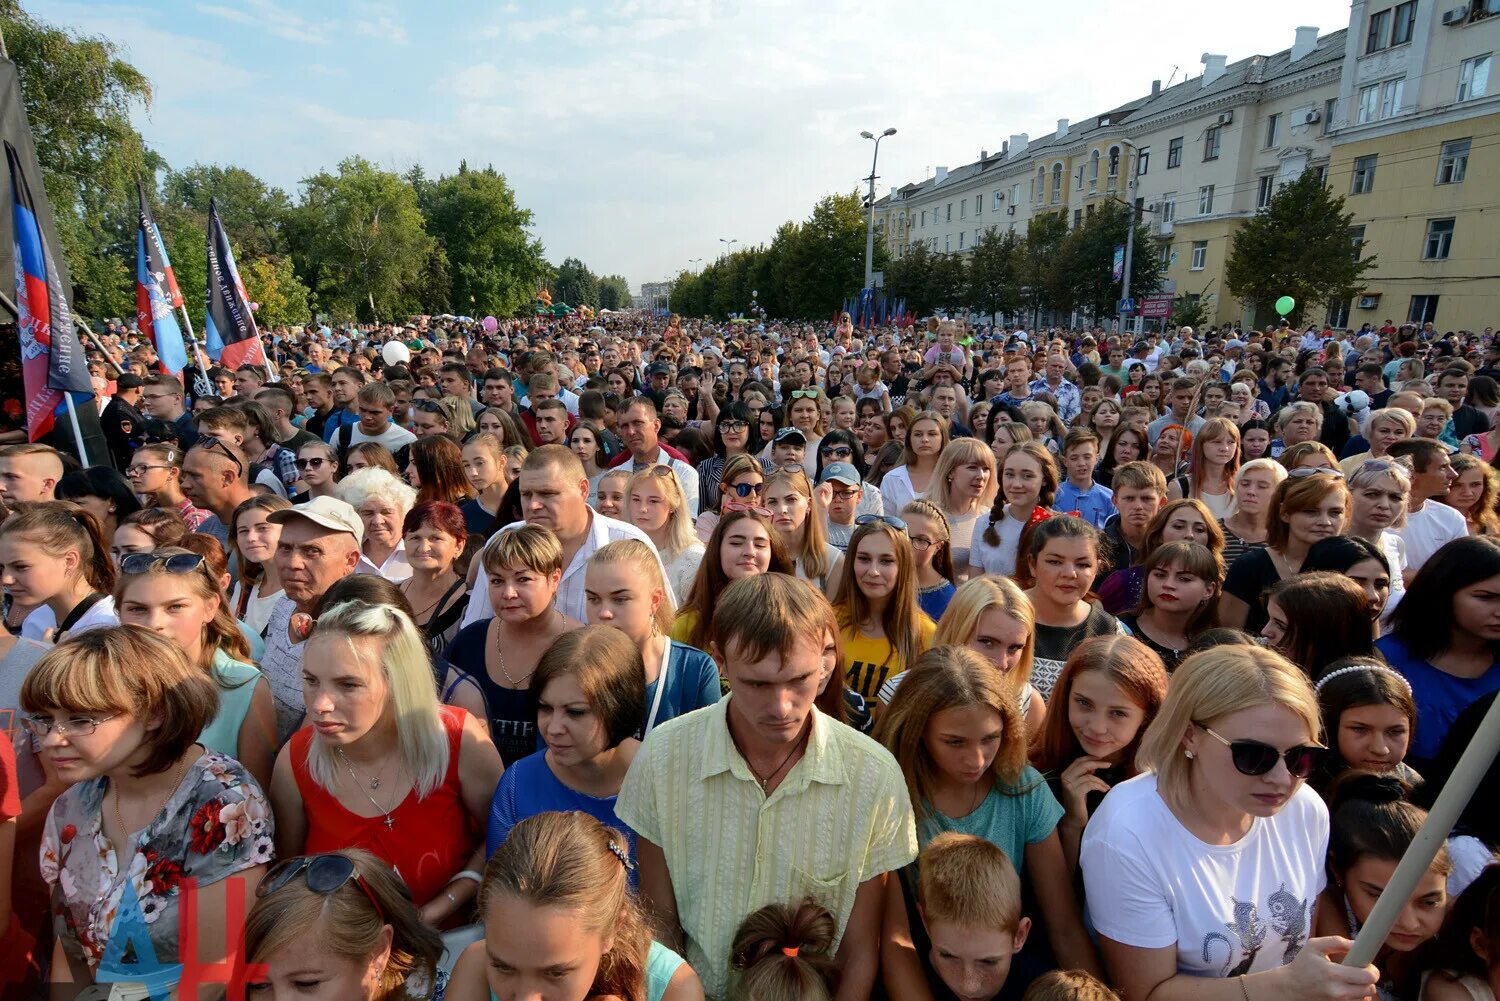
137, 179, 183, 308
5, 140, 92, 441
204, 198, 265, 370
136, 184, 189, 375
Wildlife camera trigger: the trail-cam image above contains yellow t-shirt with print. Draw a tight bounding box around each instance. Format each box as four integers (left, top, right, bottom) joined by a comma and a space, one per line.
841, 614, 936, 703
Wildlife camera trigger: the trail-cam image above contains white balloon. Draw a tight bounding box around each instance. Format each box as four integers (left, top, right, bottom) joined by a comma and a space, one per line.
382, 341, 411, 366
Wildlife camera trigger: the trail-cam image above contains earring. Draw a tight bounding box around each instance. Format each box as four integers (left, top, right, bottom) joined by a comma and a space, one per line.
1184, 749, 1195, 759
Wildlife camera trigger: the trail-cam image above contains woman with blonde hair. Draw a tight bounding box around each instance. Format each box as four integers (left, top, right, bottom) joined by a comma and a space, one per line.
247, 847, 447, 1000
923, 437, 997, 573
833, 519, 935, 704
1168, 416, 1239, 519
124, 442, 208, 529
1340, 406, 1415, 476
694, 452, 769, 542
903, 499, 957, 621
26, 626, 271, 995
270, 598, 503, 924
340, 466, 419, 581
1218, 458, 1288, 565
586, 539, 718, 736
877, 646, 1101, 979
762, 464, 841, 594
786, 386, 828, 476
627, 465, 704, 606
115, 546, 277, 787
447, 811, 701, 1001
880, 410, 950, 514
1081, 644, 1380, 1001
1279, 440, 1341, 472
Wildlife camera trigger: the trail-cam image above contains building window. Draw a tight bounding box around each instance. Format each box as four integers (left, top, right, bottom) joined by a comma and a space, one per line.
1315, 163, 1329, 187
1010, 183, 1020, 204
1424, 218, 1456, 260
1329, 298, 1352, 329
1199, 184, 1215, 215
1089, 150, 1100, 191
1350, 225, 1366, 260
993, 190, 1003, 210
1086, 203, 1095, 219
958, 230, 965, 249
1159, 243, 1172, 266
1052, 164, 1063, 203
1380, 79, 1404, 118
1366, 7, 1391, 53
1161, 198, 1176, 222
1204, 126, 1222, 161
1108, 147, 1121, 180
1323, 98, 1337, 134
1257, 175, 1275, 209
920, 210, 926, 228
1391, 1, 1417, 45
1458, 54, 1491, 102
1073, 209, 1083, 228
960, 200, 966, 219
945, 235, 950, 252
946, 203, 952, 222
1357, 84, 1379, 124
1352, 154, 1378, 194
1437, 139, 1471, 184
1036, 168, 1046, 205
976, 194, 983, 215
1167, 137, 1183, 168
1409, 295, 1439, 324
1265, 113, 1281, 149
1138, 146, 1150, 175
1191, 241, 1208, 270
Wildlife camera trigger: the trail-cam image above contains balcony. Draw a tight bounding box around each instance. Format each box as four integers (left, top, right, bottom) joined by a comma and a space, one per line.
1152, 217, 1174, 237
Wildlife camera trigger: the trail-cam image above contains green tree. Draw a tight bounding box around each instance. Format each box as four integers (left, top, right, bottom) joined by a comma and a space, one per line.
552, 257, 598, 309
1054, 203, 1163, 319
1171, 289, 1215, 329
419, 163, 551, 317
884, 242, 938, 316
597, 274, 633, 311
159, 164, 292, 261
1225, 170, 1377, 326
1019, 212, 1069, 322
965, 229, 1021, 318
929, 253, 968, 312
239, 255, 311, 328
1, 0, 153, 317
286, 156, 435, 321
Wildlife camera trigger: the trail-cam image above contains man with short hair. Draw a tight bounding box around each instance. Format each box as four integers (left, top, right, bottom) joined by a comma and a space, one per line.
481, 367, 517, 415
256, 385, 320, 454
1354, 363, 1392, 411
140, 374, 199, 449
818, 462, 864, 552
457, 445, 659, 627
320, 366, 367, 443
990, 355, 1034, 410
1389, 438, 1466, 578
618, 573, 917, 1001
1099, 460, 1168, 589
302, 373, 335, 440
1258, 357, 1293, 413
334, 382, 417, 466
438, 362, 484, 416
1297, 367, 1351, 455
260, 496, 364, 740
179, 436, 255, 548
615, 397, 699, 515
0, 443, 62, 503
1147, 378, 1207, 444
99, 372, 147, 471
927, 384, 972, 439
1437, 367, 1491, 440
232, 364, 267, 399
532, 398, 570, 446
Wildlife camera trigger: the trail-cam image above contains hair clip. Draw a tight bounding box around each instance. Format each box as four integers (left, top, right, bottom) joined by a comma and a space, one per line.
607, 840, 633, 870
781, 946, 800, 958
1314, 662, 1412, 695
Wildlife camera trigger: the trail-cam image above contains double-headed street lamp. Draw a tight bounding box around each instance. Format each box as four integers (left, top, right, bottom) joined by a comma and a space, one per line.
861, 127, 897, 289
719, 238, 738, 257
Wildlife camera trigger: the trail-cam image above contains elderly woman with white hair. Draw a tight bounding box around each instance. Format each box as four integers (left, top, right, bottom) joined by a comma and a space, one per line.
338, 467, 419, 581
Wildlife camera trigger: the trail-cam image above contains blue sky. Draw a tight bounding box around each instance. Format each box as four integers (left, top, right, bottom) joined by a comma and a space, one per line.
34, 0, 1354, 290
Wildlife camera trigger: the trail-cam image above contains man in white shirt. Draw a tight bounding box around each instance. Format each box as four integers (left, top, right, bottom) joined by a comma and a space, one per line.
1389, 437, 1466, 579
459, 444, 662, 627
335, 382, 417, 460
616, 396, 700, 516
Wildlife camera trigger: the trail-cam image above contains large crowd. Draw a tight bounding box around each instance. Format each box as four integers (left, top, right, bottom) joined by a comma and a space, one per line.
0, 308, 1495, 1001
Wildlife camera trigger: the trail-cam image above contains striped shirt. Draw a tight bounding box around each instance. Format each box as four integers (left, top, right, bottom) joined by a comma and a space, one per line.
616, 698, 917, 1000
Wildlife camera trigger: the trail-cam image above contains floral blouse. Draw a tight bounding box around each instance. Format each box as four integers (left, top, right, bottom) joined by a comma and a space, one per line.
40, 751, 273, 979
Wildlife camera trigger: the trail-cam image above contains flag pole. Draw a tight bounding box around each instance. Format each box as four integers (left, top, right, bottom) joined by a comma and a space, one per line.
73, 317, 124, 377
175, 305, 215, 397
61, 391, 88, 466
1344, 693, 1500, 967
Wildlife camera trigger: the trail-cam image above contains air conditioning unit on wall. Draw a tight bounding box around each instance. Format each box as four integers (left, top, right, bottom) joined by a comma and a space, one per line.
1007, 205, 1016, 215
1217, 111, 1234, 125
1358, 295, 1381, 309
1303, 108, 1322, 125
1442, 6, 1469, 25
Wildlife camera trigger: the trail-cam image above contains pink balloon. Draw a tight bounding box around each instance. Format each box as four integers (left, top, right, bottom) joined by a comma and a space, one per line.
482, 315, 498, 332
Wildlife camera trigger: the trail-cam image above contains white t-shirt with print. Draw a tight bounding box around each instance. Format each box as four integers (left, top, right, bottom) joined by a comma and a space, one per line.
1081, 772, 1328, 979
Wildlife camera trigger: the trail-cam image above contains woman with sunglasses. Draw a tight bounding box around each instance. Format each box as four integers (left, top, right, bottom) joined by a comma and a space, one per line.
295, 441, 341, 501
626, 465, 704, 607
694, 452, 767, 543
26, 626, 273, 997
448, 811, 701, 1001
786, 386, 828, 477
1081, 644, 1381, 1001
1220, 470, 1350, 634
125, 442, 210, 530
229, 493, 291, 639
248, 848, 447, 1000
116, 546, 278, 788
271, 598, 502, 926
762, 464, 842, 595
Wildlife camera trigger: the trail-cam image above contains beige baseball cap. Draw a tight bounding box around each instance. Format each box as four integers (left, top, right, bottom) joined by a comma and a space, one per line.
268, 495, 364, 547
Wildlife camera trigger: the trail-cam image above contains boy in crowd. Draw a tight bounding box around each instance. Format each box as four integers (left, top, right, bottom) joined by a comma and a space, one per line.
1053, 429, 1115, 529
1099, 461, 1168, 587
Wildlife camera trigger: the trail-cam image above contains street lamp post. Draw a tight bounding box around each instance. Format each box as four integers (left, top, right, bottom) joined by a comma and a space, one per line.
719, 238, 737, 258
861, 127, 897, 289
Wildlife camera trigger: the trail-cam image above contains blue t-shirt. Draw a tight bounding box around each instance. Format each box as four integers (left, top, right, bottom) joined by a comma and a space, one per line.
917, 765, 1064, 874
1376, 633, 1500, 765
487, 750, 635, 874
917, 581, 956, 623
1054, 480, 1116, 530
639, 641, 722, 739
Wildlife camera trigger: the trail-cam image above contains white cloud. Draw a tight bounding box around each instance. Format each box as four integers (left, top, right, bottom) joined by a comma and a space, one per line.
353, 1, 409, 44
196, 0, 332, 44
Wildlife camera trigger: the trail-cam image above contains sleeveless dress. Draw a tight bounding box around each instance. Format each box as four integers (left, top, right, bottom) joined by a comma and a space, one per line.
488, 940, 685, 1001
197, 649, 263, 758
290, 706, 480, 905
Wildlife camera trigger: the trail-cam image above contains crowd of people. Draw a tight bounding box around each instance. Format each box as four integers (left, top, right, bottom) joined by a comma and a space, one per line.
0, 307, 1495, 1000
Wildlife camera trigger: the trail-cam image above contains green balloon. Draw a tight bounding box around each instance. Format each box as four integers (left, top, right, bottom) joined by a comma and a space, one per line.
1275, 295, 1296, 315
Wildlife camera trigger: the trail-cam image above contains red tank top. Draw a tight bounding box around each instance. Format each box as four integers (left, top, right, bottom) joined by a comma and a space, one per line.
291, 706, 479, 905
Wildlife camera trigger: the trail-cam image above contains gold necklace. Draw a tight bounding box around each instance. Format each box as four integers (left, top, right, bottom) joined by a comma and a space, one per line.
113, 751, 191, 844
492, 612, 558, 688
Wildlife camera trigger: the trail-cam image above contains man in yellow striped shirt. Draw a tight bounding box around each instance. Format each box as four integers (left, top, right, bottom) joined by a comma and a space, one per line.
617, 573, 917, 1000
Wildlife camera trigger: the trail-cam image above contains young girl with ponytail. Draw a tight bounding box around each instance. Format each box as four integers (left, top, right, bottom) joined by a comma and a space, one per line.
0, 501, 118, 641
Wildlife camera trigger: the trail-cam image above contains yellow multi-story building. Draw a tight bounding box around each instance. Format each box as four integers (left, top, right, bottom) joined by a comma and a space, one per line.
1326, 0, 1500, 331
